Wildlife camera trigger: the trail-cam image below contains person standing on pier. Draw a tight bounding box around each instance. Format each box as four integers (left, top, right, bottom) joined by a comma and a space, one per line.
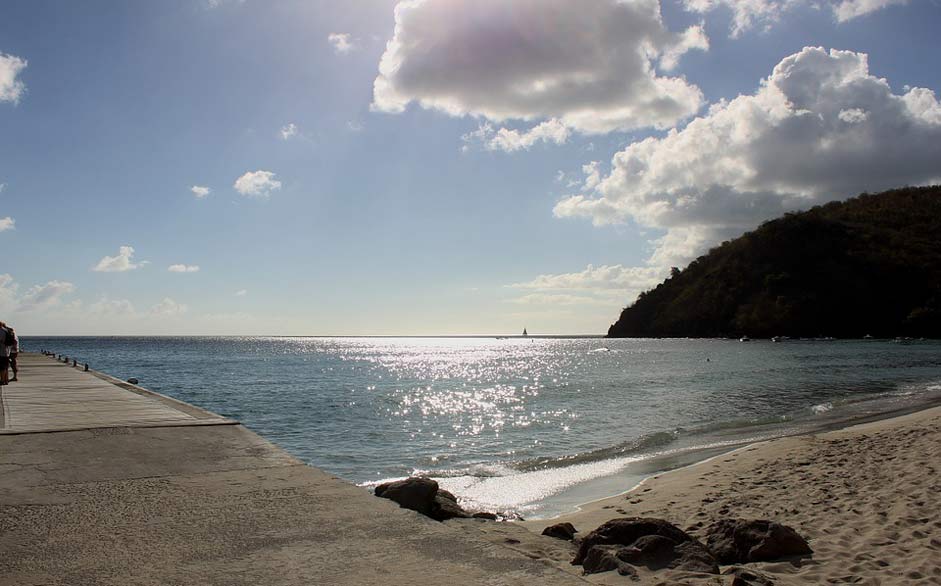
8, 328, 18, 382
0, 322, 10, 386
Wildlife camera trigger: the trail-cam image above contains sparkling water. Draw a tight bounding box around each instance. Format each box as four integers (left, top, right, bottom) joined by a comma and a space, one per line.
23, 336, 941, 518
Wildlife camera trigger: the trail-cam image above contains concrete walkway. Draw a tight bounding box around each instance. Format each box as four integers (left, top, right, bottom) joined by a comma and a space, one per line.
0, 354, 586, 586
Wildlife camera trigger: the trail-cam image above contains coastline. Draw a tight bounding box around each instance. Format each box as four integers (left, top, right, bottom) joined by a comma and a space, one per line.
482, 403, 941, 584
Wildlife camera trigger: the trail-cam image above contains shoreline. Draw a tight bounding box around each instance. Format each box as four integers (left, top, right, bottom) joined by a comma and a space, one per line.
521, 393, 941, 523
480, 402, 941, 584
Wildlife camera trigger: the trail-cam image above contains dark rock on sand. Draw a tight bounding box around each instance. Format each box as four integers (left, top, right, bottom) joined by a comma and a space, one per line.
375, 477, 439, 517
374, 477, 476, 521
542, 522, 578, 541
581, 545, 637, 577
431, 489, 471, 521
472, 512, 498, 520
705, 519, 812, 564
723, 566, 776, 586
573, 518, 691, 565
573, 518, 718, 575
671, 541, 721, 574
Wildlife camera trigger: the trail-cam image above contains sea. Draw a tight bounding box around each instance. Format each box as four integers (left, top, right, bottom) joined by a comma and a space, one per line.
22, 336, 941, 519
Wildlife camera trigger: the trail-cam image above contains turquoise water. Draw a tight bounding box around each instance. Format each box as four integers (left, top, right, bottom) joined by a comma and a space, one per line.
23, 336, 941, 518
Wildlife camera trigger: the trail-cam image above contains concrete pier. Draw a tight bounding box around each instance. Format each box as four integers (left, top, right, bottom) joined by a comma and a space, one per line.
0, 353, 586, 585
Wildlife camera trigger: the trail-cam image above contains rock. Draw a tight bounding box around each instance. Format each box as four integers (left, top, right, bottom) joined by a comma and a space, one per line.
431, 493, 472, 521
723, 567, 775, 586
542, 522, 578, 541
374, 477, 475, 521
672, 541, 720, 574
581, 545, 636, 577
573, 518, 691, 565
705, 519, 812, 564
572, 518, 718, 575
617, 535, 677, 569
374, 477, 439, 517
472, 512, 498, 520
127, 378, 139, 384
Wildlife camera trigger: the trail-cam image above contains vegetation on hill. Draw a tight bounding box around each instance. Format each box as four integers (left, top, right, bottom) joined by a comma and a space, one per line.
608, 186, 941, 338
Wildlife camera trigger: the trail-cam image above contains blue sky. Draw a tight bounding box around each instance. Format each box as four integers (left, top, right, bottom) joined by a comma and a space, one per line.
1, 0, 939, 335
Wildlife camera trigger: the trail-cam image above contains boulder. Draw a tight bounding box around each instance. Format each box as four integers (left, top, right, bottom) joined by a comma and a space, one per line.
705, 519, 812, 564
581, 545, 636, 577
573, 518, 691, 565
472, 512, 498, 520
572, 518, 718, 575
542, 522, 578, 541
374, 477, 440, 518
431, 491, 472, 521
672, 541, 721, 574
374, 477, 478, 521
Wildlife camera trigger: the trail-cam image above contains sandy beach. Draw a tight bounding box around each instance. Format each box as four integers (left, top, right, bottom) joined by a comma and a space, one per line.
451, 405, 941, 585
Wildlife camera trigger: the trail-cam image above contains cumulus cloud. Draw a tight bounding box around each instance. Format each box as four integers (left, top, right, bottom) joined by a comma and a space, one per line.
833, 0, 907, 22
462, 119, 571, 152
554, 47, 941, 267
280, 123, 298, 140
168, 264, 200, 273
373, 0, 708, 134
17, 280, 76, 312
93, 246, 146, 272
511, 264, 665, 291
233, 170, 281, 198
149, 297, 188, 317
507, 264, 667, 311
191, 185, 211, 198
683, 0, 908, 36
0, 217, 14, 232
328, 33, 355, 54
0, 53, 27, 104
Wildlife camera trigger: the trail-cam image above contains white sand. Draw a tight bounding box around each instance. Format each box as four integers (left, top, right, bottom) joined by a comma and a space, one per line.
460, 405, 941, 585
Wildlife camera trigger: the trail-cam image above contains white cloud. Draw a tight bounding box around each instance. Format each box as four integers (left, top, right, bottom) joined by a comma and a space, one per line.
168, 264, 200, 273
0, 53, 27, 104
191, 185, 211, 198
280, 123, 298, 140
463, 119, 571, 152
373, 0, 708, 134
233, 170, 282, 198
235, 289, 248, 297
93, 246, 146, 272
149, 297, 188, 317
0, 217, 14, 232
328, 33, 356, 54
511, 264, 665, 291
683, 0, 908, 36
17, 280, 76, 312
347, 120, 365, 132
89, 297, 136, 316
833, 0, 907, 22
554, 47, 941, 267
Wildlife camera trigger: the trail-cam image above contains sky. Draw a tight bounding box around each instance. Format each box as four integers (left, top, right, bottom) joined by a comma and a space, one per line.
1, 0, 940, 335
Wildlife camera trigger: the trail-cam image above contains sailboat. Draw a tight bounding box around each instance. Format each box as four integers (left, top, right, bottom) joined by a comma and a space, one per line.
522, 327, 528, 337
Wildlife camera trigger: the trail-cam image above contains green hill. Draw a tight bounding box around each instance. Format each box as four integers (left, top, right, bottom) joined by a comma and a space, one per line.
607, 186, 941, 339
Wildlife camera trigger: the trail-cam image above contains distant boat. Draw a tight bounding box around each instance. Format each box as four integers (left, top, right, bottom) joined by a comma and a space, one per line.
739, 335, 751, 342
522, 328, 528, 337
